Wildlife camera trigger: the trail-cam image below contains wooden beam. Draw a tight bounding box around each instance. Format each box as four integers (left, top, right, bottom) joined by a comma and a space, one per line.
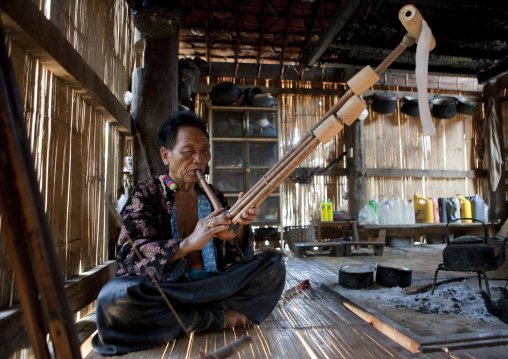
280, 0, 296, 66
65, 260, 117, 313
0, 261, 117, 356
478, 58, 508, 84
256, 0, 268, 79
233, 0, 245, 77
0, 0, 132, 134
305, 0, 360, 67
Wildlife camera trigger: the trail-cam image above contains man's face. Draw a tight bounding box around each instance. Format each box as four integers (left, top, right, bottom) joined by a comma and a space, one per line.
162, 126, 211, 186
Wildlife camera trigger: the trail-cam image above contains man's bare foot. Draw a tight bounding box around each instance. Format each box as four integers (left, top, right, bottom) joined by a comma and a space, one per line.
224, 309, 253, 328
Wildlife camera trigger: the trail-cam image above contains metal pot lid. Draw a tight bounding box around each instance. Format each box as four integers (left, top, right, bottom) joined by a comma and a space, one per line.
429, 96, 458, 106
376, 263, 412, 272
373, 91, 398, 101
340, 265, 376, 273
449, 235, 483, 244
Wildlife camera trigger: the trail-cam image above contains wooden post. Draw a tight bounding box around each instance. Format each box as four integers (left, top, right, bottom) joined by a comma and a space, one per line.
0, 27, 81, 358
133, 34, 179, 182
347, 119, 366, 219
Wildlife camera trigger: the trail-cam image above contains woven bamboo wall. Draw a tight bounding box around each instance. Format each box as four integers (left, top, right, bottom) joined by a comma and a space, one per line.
31, 0, 135, 102
0, 0, 134, 315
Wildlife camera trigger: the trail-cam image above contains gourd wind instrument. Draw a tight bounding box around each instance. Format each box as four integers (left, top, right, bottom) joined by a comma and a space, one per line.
205, 5, 436, 234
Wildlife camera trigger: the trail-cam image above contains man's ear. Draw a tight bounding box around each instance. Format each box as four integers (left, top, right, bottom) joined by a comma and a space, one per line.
160, 147, 170, 165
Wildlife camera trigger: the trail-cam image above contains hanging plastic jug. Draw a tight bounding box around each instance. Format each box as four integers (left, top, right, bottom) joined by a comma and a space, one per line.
429, 197, 440, 223
456, 196, 472, 223
414, 194, 434, 223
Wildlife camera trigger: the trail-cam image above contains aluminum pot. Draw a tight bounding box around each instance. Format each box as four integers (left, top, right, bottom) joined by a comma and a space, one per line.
443, 218, 508, 270
376, 264, 412, 287
242, 86, 263, 106
400, 96, 419, 117
339, 265, 375, 289
430, 96, 457, 119
372, 91, 398, 115
456, 97, 477, 115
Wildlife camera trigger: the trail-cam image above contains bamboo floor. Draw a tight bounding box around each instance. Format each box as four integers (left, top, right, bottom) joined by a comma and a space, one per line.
85, 245, 508, 359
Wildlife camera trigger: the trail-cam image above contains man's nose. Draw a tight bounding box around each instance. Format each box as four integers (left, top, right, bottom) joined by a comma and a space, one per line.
193, 152, 207, 163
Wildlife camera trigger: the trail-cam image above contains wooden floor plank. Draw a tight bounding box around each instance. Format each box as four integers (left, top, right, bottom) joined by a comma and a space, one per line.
86, 249, 508, 359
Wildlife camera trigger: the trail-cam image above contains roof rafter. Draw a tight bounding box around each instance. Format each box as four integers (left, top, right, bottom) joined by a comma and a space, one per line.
305, 0, 360, 67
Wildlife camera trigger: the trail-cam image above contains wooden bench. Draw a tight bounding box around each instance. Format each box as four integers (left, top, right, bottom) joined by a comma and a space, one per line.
340, 240, 385, 256
293, 242, 345, 258
340, 229, 386, 256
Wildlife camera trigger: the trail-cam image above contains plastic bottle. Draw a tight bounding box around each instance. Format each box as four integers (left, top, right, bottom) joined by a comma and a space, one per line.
429, 197, 440, 223
470, 194, 485, 221
326, 199, 333, 221
408, 199, 416, 224
414, 194, 434, 223
456, 196, 472, 223
321, 200, 327, 221
402, 198, 410, 224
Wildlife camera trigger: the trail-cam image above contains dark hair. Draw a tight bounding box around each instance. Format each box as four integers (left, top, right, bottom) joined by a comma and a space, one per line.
156, 110, 209, 150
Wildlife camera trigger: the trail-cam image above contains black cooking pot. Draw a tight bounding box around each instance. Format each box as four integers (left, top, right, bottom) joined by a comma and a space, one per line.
430, 96, 458, 119
400, 96, 419, 117
339, 265, 375, 289
456, 97, 478, 115
211, 82, 242, 106
372, 91, 398, 115
443, 218, 508, 270
376, 264, 412, 287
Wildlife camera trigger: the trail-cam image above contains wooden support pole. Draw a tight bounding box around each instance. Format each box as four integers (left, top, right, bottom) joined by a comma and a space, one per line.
347, 119, 366, 219
0, 26, 81, 359
134, 34, 179, 182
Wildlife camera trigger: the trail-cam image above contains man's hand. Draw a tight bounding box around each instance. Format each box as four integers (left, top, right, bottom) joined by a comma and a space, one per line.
237, 192, 260, 226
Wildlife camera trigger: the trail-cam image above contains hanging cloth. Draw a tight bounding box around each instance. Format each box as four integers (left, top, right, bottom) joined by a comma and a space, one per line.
482, 97, 502, 191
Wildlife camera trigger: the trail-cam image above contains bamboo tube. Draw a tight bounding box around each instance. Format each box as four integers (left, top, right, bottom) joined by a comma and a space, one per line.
399, 4, 436, 51
196, 170, 237, 241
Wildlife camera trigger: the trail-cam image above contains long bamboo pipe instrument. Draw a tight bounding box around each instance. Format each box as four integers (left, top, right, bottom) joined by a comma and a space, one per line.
230, 5, 436, 223
196, 169, 239, 241
227, 5, 435, 223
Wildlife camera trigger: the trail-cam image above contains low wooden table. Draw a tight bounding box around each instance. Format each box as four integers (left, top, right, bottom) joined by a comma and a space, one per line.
312, 220, 360, 242
357, 222, 502, 242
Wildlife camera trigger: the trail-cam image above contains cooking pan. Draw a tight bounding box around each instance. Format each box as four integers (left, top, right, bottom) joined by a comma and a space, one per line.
456, 97, 477, 115
372, 91, 398, 115
400, 96, 419, 117
376, 264, 412, 287
429, 96, 457, 119
339, 265, 375, 289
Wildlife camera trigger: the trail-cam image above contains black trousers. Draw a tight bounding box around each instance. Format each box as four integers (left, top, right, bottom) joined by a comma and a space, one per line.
92, 251, 286, 355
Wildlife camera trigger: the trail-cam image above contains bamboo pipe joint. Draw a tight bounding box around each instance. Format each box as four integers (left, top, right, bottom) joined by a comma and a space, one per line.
336, 95, 367, 126
347, 66, 380, 96
399, 5, 436, 51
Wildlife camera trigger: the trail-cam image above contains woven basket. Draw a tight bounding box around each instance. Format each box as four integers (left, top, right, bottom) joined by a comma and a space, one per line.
283, 226, 316, 251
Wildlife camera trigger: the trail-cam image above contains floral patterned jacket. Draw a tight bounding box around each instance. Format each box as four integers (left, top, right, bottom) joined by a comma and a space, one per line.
116, 175, 254, 282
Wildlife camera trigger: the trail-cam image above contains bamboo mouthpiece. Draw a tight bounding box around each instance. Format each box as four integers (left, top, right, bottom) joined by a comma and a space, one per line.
196, 170, 237, 241
399, 4, 436, 51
